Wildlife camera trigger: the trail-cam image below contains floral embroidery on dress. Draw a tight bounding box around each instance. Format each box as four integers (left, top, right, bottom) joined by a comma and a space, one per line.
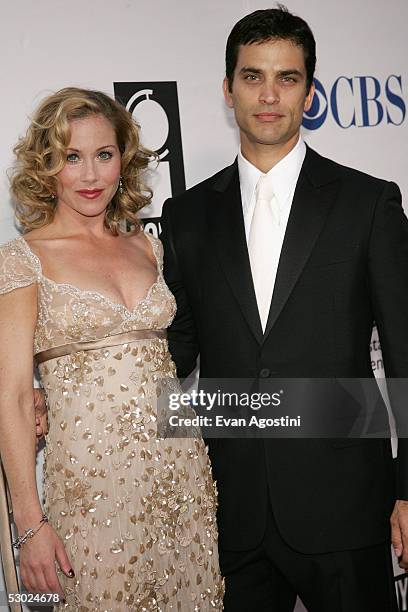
0, 235, 176, 355
0, 233, 225, 611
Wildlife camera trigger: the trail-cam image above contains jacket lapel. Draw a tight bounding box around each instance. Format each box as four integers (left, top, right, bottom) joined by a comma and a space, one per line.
208, 160, 263, 344
263, 147, 340, 340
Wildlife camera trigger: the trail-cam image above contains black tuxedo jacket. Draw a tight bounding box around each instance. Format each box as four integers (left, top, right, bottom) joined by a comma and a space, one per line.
160, 146, 408, 554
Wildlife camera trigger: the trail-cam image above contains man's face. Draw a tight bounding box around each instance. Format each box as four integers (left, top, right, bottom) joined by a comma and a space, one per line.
223, 38, 314, 149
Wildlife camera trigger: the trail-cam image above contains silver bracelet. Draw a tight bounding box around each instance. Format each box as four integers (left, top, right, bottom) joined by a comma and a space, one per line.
12, 514, 48, 549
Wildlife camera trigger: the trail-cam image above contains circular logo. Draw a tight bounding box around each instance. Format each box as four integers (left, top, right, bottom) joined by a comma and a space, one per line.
126, 89, 169, 157
302, 78, 328, 130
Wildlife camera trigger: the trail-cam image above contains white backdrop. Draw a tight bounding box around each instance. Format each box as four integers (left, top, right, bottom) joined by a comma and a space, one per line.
1, 1, 407, 610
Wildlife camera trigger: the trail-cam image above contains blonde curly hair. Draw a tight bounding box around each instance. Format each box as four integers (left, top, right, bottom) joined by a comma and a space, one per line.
10, 87, 155, 235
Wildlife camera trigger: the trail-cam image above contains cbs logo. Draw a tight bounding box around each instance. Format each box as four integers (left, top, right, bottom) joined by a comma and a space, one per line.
303, 76, 405, 130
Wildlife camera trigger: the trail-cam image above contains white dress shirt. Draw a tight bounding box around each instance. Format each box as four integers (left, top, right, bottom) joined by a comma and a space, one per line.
238, 135, 306, 323
238, 135, 306, 241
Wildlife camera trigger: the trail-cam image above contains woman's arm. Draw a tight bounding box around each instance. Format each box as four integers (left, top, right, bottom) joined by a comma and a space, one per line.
0, 283, 41, 527
0, 284, 72, 598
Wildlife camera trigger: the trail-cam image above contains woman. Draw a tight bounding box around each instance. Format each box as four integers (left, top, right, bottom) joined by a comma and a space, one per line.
0, 87, 224, 610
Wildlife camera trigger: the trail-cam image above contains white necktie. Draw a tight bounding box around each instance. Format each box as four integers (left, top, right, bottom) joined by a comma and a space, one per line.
248, 174, 281, 331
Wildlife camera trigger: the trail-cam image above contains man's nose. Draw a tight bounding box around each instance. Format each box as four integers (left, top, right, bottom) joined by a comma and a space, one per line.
259, 79, 280, 105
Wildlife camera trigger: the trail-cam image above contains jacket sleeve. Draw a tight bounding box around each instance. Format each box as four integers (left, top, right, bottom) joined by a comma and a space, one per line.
368, 181, 408, 499
160, 198, 199, 379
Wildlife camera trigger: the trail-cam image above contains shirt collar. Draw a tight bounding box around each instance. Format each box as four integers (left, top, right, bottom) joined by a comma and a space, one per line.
238, 135, 306, 216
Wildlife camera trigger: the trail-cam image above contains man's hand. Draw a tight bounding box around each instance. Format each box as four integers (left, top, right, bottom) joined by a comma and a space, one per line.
34, 388, 48, 447
391, 499, 408, 570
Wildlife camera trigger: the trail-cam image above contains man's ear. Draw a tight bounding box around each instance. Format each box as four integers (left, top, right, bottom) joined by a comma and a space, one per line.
223, 77, 234, 109
304, 81, 315, 113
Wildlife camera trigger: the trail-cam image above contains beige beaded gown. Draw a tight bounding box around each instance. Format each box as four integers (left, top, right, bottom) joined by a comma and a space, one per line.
0, 234, 224, 611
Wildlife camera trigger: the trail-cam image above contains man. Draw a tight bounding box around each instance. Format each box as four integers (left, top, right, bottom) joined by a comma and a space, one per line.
159, 7, 408, 611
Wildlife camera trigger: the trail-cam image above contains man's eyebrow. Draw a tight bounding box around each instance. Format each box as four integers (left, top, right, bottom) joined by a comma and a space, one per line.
277, 69, 303, 78
239, 66, 263, 75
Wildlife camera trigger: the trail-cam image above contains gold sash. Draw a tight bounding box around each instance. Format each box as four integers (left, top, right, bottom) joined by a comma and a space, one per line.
35, 329, 167, 365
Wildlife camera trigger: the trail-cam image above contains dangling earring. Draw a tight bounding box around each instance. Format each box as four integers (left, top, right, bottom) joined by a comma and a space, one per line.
119, 176, 124, 194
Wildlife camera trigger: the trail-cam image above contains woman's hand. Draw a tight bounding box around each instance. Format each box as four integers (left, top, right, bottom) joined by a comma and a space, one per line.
19, 522, 74, 602
34, 388, 48, 445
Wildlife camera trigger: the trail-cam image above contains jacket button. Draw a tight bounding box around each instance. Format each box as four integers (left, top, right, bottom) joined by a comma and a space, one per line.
259, 368, 270, 378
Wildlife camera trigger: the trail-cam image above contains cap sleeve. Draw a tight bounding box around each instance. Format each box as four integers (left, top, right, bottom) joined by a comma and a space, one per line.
0, 237, 40, 295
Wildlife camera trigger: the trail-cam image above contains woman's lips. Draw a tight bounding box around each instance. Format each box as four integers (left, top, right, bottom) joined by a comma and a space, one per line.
76, 189, 104, 199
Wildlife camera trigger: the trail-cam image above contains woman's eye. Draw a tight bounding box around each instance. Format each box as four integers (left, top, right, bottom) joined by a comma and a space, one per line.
66, 153, 79, 163
98, 151, 113, 160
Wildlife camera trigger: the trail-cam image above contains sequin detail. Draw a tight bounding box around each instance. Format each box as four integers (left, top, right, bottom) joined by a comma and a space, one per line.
0, 235, 224, 610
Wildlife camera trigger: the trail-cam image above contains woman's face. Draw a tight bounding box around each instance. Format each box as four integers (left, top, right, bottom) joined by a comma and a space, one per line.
55, 114, 122, 220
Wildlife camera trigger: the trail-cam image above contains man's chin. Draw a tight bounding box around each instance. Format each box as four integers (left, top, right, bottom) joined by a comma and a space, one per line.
251, 134, 290, 147
246, 126, 300, 148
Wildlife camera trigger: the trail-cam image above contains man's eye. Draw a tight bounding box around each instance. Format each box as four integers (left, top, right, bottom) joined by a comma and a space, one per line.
282, 76, 296, 83
98, 151, 113, 160
245, 74, 259, 81
66, 153, 79, 163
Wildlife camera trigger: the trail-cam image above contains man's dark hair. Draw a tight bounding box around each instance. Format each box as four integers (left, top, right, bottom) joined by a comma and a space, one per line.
225, 5, 316, 93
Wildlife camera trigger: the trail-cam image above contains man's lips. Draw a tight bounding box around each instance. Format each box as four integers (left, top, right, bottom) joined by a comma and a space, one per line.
254, 112, 284, 122
76, 189, 104, 199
